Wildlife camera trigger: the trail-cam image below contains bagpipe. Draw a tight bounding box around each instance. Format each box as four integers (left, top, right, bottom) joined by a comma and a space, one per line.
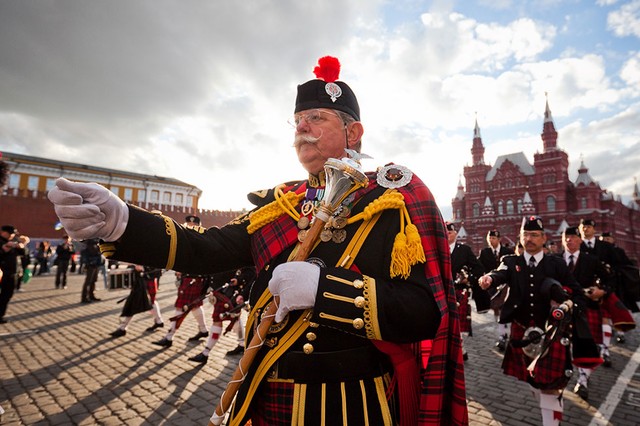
512, 278, 603, 376
454, 266, 471, 291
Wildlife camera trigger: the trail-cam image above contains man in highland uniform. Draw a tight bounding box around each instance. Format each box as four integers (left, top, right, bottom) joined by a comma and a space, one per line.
49, 56, 467, 425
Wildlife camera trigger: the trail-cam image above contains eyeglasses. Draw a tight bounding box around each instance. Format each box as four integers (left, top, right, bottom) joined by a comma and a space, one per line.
288, 109, 342, 128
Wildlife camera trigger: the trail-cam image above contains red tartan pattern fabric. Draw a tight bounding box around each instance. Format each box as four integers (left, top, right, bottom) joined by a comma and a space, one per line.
174, 276, 204, 309
146, 278, 158, 303
503, 322, 571, 390
250, 183, 306, 271
584, 306, 603, 345
396, 180, 468, 425
249, 378, 395, 426
456, 289, 472, 334
600, 292, 636, 331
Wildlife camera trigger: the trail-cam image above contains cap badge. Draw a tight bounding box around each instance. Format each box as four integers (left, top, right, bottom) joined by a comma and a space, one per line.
325, 82, 342, 102
377, 164, 413, 189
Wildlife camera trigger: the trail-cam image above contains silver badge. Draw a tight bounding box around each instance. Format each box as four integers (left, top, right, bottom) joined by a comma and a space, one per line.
325, 82, 342, 103
306, 257, 327, 268
377, 164, 413, 189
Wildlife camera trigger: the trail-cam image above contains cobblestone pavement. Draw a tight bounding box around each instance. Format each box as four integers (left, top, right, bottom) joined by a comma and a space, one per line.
1, 270, 639, 425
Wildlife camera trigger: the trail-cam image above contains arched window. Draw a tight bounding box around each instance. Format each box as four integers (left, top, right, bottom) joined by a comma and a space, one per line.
581, 197, 587, 209
497, 200, 504, 215
506, 199, 514, 214
455, 208, 461, 219
547, 195, 556, 212
517, 198, 523, 213
472, 203, 480, 217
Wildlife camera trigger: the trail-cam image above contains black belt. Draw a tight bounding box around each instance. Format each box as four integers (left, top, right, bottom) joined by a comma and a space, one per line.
273, 345, 389, 383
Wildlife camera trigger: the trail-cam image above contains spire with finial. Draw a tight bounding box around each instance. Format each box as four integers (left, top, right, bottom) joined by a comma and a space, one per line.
471, 112, 485, 165
634, 177, 640, 204
455, 175, 465, 200
541, 92, 558, 152
575, 155, 595, 186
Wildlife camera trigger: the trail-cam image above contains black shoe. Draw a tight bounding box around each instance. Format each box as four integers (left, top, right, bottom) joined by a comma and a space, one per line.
226, 345, 244, 356
152, 337, 173, 348
188, 353, 208, 363
90, 297, 101, 301
602, 353, 612, 368
81, 299, 92, 304
496, 338, 507, 352
188, 331, 209, 341
616, 334, 625, 344
145, 322, 164, 332
0, 318, 7, 324
574, 383, 589, 401
110, 329, 126, 338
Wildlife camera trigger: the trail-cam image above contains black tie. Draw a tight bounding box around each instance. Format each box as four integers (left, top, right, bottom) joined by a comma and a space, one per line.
568, 254, 575, 271
528, 257, 537, 269
494, 250, 499, 262
588, 241, 593, 248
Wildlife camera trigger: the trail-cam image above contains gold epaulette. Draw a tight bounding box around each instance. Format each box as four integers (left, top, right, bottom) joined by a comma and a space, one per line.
247, 185, 305, 235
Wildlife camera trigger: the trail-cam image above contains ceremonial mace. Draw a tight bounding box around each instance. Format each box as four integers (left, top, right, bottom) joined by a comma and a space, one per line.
209, 157, 368, 426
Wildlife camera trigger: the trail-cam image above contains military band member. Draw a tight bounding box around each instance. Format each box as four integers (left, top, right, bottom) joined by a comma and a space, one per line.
152, 215, 209, 348
109, 264, 165, 338
560, 226, 609, 400
479, 216, 588, 426
0, 225, 27, 324
187, 267, 255, 363
447, 222, 484, 361
478, 229, 514, 351
48, 56, 467, 425
579, 218, 636, 364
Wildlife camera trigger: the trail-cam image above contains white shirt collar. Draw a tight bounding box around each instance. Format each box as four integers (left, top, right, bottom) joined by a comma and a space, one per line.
449, 242, 456, 253
525, 251, 544, 264
565, 251, 579, 261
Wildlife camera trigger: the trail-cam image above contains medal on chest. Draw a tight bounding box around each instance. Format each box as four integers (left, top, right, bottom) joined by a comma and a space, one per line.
297, 188, 354, 244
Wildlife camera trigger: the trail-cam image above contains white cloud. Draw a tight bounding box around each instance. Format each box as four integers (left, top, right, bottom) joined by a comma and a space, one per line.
607, 0, 640, 37
620, 51, 640, 87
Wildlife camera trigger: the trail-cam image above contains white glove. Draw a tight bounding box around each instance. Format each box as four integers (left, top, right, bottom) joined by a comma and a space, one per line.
269, 261, 320, 323
47, 177, 129, 242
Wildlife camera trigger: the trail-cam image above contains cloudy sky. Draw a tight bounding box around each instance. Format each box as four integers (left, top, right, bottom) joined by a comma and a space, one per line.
1, 0, 639, 219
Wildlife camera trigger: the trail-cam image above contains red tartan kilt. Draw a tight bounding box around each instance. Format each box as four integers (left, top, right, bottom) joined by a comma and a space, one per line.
600, 292, 636, 331
175, 277, 204, 309
456, 288, 472, 334
146, 278, 158, 303
502, 322, 571, 390
584, 307, 603, 345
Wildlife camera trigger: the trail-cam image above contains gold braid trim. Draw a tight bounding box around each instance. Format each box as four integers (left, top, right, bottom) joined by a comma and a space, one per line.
162, 215, 178, 270
246, 186, 425, 278
247, 185, 305, 235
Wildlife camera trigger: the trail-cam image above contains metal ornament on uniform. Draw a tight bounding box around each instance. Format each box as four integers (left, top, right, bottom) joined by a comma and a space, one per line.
377, 164, 413, 189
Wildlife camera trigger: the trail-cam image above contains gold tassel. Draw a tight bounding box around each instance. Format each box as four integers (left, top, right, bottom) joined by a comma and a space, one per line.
390, 207, 426, 279
391, 231, 411, 279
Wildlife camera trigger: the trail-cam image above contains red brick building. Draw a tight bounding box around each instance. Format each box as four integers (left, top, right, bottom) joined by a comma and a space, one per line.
451, 99, 640, 263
